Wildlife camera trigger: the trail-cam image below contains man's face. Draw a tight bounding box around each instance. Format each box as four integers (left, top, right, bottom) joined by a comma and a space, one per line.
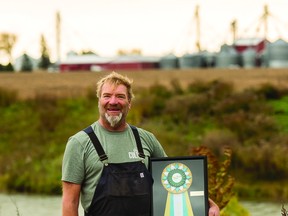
98, 82, 131, 128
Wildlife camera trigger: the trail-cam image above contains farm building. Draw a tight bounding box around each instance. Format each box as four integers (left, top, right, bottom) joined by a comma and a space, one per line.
59, 53, 160, 72
233, 38, 267, 54
214, 38, 268, 68
57, 37, 288, 72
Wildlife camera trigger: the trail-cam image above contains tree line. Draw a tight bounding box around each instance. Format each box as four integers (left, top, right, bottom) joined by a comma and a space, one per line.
0, 33, 51, 72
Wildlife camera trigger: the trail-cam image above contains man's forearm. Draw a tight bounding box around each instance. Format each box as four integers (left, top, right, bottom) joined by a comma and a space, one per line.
62, 202, 79, 216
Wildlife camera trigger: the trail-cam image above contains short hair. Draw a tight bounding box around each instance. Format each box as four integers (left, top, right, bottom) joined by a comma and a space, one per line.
96, 71, 134, 101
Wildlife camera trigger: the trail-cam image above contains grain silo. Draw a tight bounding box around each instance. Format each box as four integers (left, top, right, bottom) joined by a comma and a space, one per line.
203, 52, 216, 67
215, 45, 240, 68
267, 39, 288, 68
259, 48, 269, 67
178, 53, 204, 68
241, 47, 257, 68
159, 54, 178, 69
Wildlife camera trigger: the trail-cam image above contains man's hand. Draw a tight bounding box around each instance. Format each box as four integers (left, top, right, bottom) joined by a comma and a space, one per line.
208, 198, 220, 216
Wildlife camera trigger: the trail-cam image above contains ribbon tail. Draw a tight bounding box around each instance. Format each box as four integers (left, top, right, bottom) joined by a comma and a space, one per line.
164, 192, 194, 216
184, 191, 194, 216
164, 192, 173, 216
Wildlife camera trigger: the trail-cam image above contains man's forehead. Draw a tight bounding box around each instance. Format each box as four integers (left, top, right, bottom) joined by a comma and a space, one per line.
102, 82, 127, 93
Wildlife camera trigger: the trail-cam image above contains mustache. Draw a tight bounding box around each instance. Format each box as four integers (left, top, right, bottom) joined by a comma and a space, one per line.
107, 104, 121, 109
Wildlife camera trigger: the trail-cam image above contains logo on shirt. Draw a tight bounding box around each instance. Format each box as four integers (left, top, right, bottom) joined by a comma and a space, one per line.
128, 148, 139, 159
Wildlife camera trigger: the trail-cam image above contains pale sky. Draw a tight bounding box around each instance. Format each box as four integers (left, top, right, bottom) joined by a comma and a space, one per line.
1, 0, 288, 62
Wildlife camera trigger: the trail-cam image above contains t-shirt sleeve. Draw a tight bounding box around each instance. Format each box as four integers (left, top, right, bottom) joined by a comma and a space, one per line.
61, 136, 85, 184
139, 128, 167, 157
149, 133, 167, 157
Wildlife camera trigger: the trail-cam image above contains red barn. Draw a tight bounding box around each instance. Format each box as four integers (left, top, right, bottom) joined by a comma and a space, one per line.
233, 38, 268, 54
59, 54, 160, 72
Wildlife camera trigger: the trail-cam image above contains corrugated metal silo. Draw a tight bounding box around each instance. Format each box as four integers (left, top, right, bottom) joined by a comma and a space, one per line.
268, 39, 288, 68
203, 52, 216, 67
242, 47, 257, 68
215, 45, 240, 68
260, 48, 269, 68
178, 53, 204, 68
159, 54, 178, 69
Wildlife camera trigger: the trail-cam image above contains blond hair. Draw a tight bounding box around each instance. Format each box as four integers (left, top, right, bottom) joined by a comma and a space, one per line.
96, 72, 134, 101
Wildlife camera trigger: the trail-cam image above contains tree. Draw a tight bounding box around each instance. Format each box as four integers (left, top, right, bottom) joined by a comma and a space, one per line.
189, 146, 234, 210
38, 34, 51, 70
5, 62, 14, 72
80, 50, 97, 55
117, 49, 142, 55
0, 63, 14, 72
0, 33, 17, 63
21, 53, 33, 72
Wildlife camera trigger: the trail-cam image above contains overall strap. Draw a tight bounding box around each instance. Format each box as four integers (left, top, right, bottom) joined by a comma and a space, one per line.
83, 126, 108, 161
129, 125, 145, 159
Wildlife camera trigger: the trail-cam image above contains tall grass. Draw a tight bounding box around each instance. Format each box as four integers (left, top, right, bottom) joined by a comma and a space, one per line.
0, 79, 288, 203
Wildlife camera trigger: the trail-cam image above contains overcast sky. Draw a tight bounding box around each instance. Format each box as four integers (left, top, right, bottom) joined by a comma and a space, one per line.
1, 0, 288, 62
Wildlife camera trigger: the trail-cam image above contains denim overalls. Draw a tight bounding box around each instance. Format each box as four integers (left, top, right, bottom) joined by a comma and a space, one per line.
83, 125, 153, 216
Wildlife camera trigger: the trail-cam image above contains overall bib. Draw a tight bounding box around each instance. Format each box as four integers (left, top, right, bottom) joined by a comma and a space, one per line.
83, 125, 153, 216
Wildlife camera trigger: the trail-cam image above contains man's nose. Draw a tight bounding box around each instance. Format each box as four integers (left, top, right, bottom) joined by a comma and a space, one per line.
109, 96, 118, 104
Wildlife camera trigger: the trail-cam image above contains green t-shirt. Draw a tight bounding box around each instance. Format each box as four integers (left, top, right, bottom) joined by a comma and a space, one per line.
62, 121, 167, 211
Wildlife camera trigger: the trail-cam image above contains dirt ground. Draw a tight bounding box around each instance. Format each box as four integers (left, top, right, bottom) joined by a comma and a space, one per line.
1, 68, 288, 99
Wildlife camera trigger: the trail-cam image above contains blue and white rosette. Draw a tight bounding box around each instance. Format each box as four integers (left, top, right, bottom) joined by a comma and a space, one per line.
161, 163, 194, 216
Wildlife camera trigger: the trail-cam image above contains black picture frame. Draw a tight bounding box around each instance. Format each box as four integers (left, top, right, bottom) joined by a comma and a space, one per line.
149, 156, 209, 216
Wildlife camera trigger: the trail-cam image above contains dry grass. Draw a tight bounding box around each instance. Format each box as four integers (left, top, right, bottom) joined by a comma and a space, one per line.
1, 68, 288, 99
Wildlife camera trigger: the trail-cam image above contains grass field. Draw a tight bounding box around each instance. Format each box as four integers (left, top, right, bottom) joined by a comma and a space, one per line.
1, 68, 288, 99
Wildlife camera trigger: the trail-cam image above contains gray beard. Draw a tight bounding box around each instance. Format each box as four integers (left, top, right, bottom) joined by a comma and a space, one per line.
105, 113, 123, 127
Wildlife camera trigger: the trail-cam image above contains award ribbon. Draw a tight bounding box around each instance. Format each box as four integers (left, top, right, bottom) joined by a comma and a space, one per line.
161, 163, 194, 216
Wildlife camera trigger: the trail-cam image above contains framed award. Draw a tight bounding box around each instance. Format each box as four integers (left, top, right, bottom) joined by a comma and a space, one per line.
149, 156, 209, 216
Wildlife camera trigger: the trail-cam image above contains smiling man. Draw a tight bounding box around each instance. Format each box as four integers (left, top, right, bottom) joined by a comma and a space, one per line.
98, 80, 130, 130
61, 71, 220, 216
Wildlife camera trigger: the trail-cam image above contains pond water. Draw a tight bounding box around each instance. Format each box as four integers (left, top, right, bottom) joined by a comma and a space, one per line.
0, 194, 84, 216
240, 200, 284, 216
0, 193, 285, 216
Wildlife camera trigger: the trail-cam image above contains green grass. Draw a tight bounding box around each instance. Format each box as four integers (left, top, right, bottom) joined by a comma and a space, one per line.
269, 96, 288, 132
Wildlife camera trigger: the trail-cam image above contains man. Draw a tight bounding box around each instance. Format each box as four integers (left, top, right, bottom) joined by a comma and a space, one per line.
62, 71, 220, 216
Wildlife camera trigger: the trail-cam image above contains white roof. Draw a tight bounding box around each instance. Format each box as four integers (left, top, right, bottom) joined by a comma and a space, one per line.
61, 54, 110, 64
61, 54, 160, 65
234, 38, 265, 46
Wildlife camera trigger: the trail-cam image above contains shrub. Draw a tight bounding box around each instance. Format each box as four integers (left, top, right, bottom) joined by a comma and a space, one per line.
253, 83, 287, 100
164, 93, 212, 123
30, 93, 64, 132
218, 111, 278, 143
189, 146, 234, 210
148, 82, 172, 98
187, 79, 234, 100
170, 79, 184, 95
201, 129, 239, 157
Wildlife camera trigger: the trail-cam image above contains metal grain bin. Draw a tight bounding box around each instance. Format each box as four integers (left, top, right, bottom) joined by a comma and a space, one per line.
203, 52, 216, 67
178, 53, 204, 68
268, 39, 288, 68
242, 47, 257, 68
260, 48, 269, 68
159, 54, 178, 69
215, 45, 240, 68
